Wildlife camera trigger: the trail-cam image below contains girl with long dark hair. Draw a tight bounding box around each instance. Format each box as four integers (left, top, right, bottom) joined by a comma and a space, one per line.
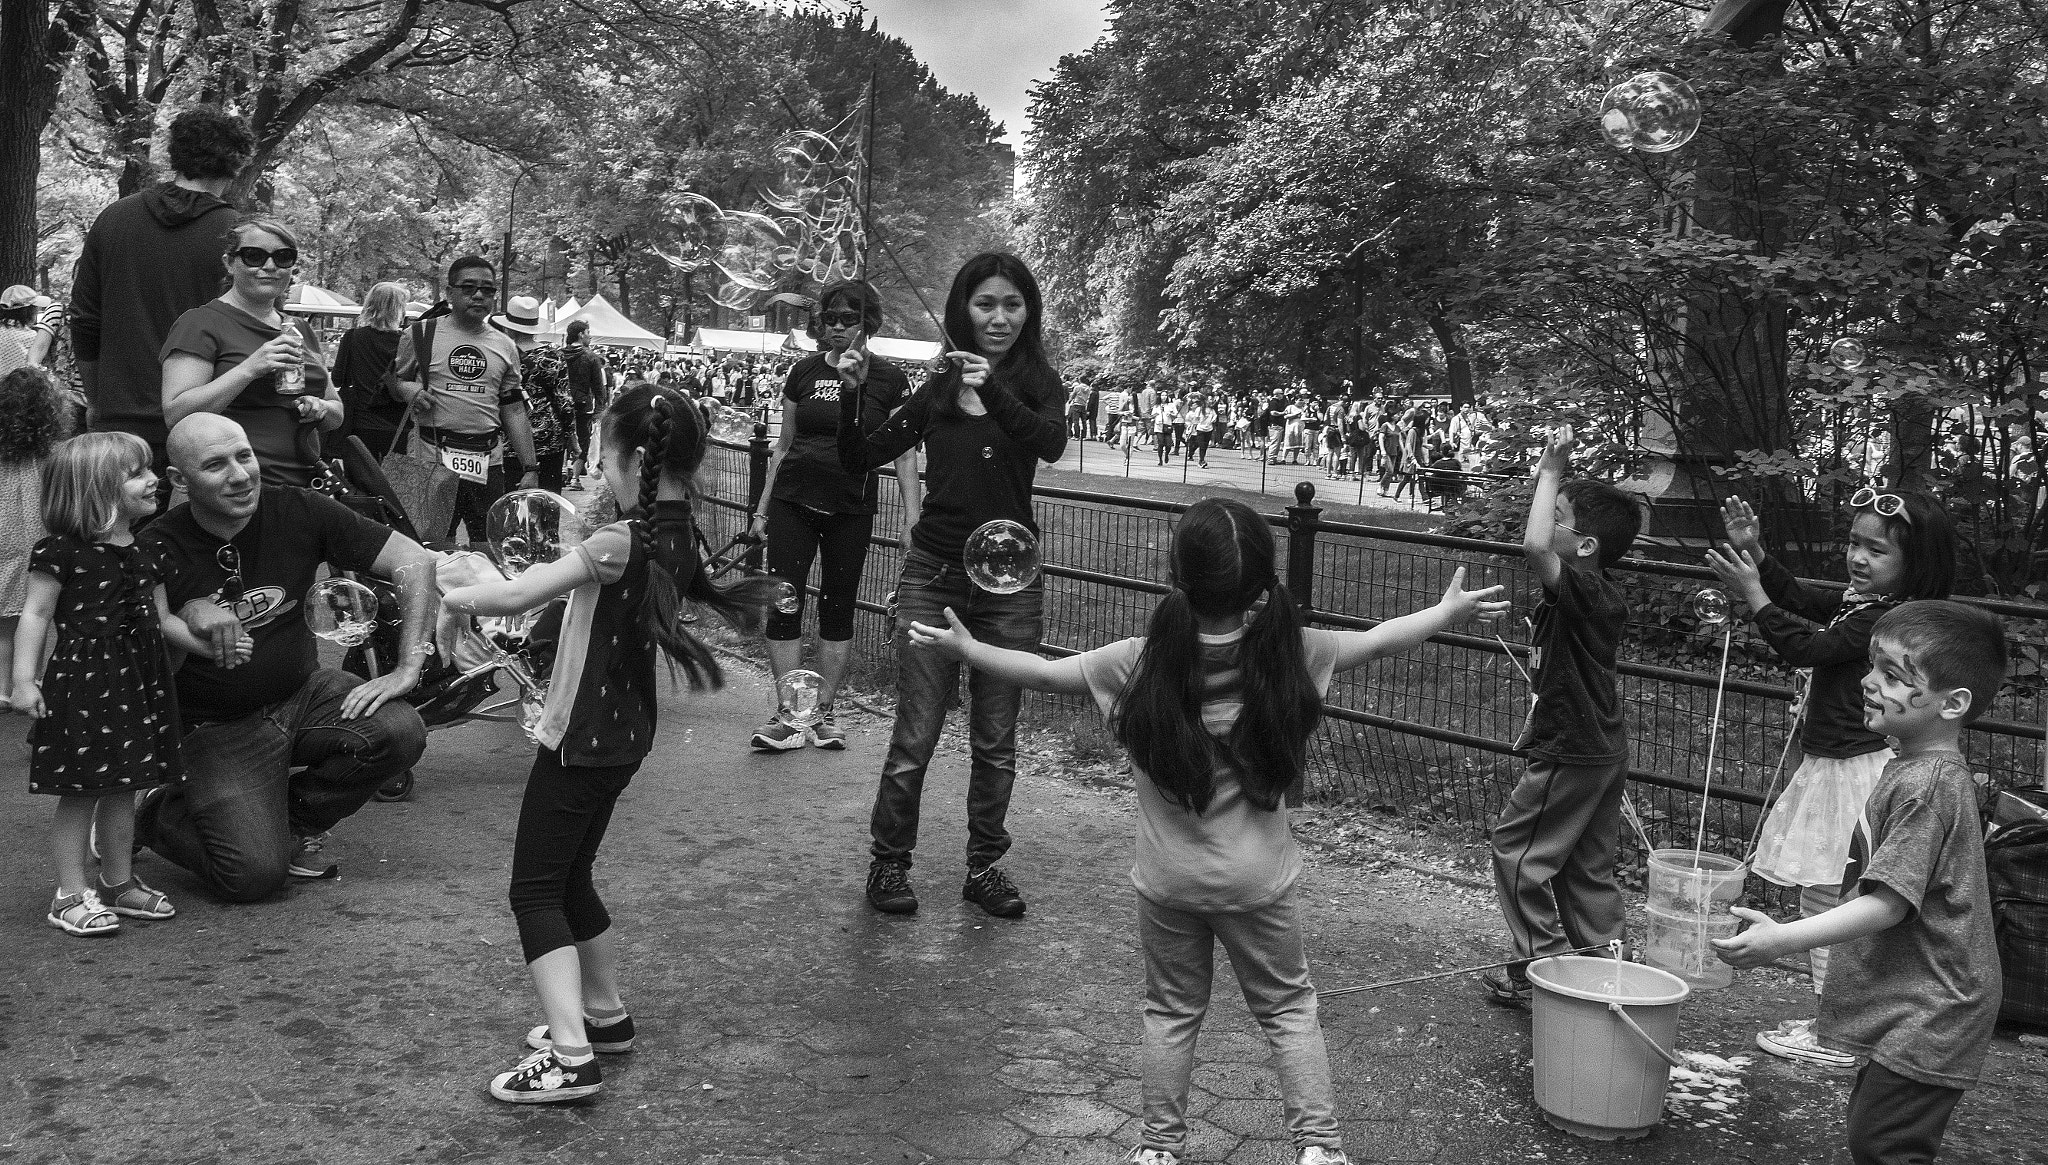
907, 497, 1507, 1165
836, 252, 1067, 918
443, 385, 773, 1103
745, 280, 919, 750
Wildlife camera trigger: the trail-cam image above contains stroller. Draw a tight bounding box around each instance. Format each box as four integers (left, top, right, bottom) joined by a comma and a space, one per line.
316, 438, 760, 800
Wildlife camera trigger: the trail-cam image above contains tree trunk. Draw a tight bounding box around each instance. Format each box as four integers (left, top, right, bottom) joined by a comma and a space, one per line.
0, 0, 88, 284
1425, 314, 1473, 407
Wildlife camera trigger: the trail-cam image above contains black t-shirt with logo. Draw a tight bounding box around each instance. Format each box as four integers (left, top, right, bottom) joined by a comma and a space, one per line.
774, 352, 910, 515
141, 487, 393, 721
1516, 563, 1630, 765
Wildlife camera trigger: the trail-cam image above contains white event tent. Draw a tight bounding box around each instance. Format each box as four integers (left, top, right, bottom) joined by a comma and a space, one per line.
783, 330, 942, 364
544, 294, 664, 351
696, 328, 791, 355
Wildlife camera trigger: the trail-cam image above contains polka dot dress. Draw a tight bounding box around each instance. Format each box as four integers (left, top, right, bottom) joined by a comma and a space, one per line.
27, 536, 184, 797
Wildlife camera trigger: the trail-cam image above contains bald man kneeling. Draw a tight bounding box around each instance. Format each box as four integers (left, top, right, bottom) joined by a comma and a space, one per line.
133, 415, 439, 902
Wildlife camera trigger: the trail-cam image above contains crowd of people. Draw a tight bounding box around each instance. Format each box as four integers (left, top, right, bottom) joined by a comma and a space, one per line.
5, 100, 2018, 1165
1064, 377, 1500, 495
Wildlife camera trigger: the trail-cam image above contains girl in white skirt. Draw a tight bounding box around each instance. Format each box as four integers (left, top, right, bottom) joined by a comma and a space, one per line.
1705, 488, 1955, 1067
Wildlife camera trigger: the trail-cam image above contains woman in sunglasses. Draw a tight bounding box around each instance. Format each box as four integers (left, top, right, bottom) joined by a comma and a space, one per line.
160, 218, 340, 488
1705, 486, 1956, 1069
743, 280, 919, 751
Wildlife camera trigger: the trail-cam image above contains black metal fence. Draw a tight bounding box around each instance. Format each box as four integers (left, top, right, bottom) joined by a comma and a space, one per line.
700, 432, 2048, 869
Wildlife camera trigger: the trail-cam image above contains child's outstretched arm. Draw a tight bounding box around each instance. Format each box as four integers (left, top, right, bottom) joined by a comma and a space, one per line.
1713, 891, 1909, 969
907, 607, 1091, 695
443, 552, 594, 618
1330, 566, 1511, 672
1522, 424, 1574, 589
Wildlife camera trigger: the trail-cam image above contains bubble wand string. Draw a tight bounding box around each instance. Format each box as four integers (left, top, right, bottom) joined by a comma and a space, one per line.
1692, 620, 1735, 864
1318, 942, 1612, 999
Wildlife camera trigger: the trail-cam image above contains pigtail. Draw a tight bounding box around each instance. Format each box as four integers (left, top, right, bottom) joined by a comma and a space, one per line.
1111, 587, 1222, 814
1228, 579, 1321, 811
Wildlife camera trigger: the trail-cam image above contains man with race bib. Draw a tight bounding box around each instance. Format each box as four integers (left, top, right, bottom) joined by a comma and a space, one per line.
391, 256, 539, 543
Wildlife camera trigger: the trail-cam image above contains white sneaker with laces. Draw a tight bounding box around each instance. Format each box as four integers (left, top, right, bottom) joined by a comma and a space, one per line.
1756, 1017, 1857, 1067
1124, 1149, 1179, 1165
1297, 1149, 1351, 1165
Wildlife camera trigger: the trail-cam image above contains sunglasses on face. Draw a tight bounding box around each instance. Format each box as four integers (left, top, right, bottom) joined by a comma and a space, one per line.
819, 312, 863, 328
231, 247, 298, 269
451, 282, 498, 298
215, 544, 245, 603
1850, 487, 1912, 524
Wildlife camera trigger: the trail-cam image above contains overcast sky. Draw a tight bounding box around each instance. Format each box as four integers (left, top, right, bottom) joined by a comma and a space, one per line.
859, 0, 1111, 152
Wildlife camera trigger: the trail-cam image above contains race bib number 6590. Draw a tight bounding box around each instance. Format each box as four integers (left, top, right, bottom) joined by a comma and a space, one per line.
440, 447, 489, 484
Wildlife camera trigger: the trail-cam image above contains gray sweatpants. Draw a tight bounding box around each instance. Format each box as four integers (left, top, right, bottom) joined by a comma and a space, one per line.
1136, 888, 1343, 1155
1491, 755, 1630, 966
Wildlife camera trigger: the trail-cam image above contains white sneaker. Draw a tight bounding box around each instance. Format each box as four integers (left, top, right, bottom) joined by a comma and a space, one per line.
1124, 1150, 1179, 1165
1297, 1149, 1351, 1165
1756, 1018, 1857, 1067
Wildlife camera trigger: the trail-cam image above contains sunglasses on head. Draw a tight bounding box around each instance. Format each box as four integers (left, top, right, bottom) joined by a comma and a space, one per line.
819, 311, 864, 328
230, 246, 298, 269
1851, 487, 1912, 524
215, 544, 245, 603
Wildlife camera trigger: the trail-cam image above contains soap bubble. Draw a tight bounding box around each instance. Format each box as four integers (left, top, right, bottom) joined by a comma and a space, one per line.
520, 685, 549, 744
1692, 587, 1731, 627
964, 520, 1042, 594
779, 669, 825, 727
487, 489, 577, 575
1599, 72, 1701, 153
774, 580, 801, 615
1828, 338, 1868, 371
306, 577, 379, 647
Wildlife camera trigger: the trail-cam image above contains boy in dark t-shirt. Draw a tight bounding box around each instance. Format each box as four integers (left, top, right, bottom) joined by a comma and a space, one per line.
1484, 424, 1641, 1005
1717, 602, 2004, 1165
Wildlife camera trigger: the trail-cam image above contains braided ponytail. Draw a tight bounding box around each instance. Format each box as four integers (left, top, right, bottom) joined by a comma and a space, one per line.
610, 385, 777, 690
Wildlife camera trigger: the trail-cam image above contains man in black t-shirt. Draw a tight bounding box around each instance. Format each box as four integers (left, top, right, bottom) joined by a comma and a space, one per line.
135, 414, 439, 903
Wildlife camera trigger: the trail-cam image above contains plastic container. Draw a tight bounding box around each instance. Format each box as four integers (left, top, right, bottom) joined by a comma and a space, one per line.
1525, 955, 1690, 1140
1646, 849, 1746, 916
1642, 904, 1738, 990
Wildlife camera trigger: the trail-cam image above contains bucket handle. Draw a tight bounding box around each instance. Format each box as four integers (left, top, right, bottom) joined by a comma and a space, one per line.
1607, 1001, 1686, 1070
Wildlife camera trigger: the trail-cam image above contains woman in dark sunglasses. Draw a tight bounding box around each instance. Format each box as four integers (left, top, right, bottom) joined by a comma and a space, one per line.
743, 280, 919, 752
160, 217, 341, 488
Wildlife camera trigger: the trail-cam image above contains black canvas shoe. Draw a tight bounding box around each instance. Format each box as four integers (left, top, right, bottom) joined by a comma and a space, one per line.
963, 864, 1026, 919
526, 1014, 636, 1055
866, 860, 918, 914
489, 1048, 602, 1104
1479, 969, 1532, 1008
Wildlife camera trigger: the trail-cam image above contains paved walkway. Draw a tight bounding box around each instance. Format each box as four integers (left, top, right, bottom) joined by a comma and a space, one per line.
1047, 439, 1421, 517
3, 665, 2045, 1164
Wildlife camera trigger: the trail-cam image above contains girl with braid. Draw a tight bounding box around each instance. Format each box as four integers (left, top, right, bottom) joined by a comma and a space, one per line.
443, 384, 773, 1104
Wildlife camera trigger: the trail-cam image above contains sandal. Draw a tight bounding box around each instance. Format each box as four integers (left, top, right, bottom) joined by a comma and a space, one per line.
98, 876, 176, 920
47, 889, 120, 936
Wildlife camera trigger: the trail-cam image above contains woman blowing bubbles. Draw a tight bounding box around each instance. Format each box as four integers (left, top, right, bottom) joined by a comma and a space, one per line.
836, 253, 1067, 919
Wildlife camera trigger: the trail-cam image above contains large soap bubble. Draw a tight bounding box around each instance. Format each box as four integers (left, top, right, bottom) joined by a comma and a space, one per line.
306, 577, 379, 647
774, 580, 801, 615
964, 520, 1043, 595
487, 489, 577, 576
1599, 72, 1701, 153
521, 684, 549, 744
1828, 338, 1868, 371
780, 669, 825, 727
1692, 587, 1731, 627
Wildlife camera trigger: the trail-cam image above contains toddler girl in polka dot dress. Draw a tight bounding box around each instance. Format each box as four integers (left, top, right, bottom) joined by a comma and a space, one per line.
12, 433, 223, 936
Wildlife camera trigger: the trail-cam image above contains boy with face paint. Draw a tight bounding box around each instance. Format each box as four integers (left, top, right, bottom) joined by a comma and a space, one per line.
1716, 601, 2005, 1165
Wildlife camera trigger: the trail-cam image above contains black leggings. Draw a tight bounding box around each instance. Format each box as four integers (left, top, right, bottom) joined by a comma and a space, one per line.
508, 747, 638, 963
764, 496, 875, 642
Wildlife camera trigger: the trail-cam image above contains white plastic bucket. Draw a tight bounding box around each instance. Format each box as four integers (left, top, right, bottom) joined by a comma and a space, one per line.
1525, 955, 1690, 1140
1644, 849, 1746, 991
1643, 904, 1738, 990
1646, 849, 1746, 915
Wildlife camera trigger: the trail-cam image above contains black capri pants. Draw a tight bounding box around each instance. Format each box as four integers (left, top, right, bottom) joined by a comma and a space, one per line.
765, 495, 876, 642
509, 747, 639, 963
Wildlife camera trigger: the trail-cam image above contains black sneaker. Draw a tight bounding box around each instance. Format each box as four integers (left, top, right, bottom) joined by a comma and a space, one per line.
489, 1048, 602, 1103
288, 832, 339, 880
963, 864, 1026, 918
866, 860, 918, 914
526, 1014, 636, 1055
1479, 969, 1532, 1008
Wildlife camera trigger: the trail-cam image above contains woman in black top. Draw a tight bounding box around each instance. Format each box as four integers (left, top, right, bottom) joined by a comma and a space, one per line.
327, 282, 409, 460
745, 280, 920, 750
836, 252, 1067, 920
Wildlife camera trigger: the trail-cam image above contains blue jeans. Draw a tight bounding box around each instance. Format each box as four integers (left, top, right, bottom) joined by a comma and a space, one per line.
140, 668, 427, 902
870, 547, 1043, 870
1138, 888, 1342, 1154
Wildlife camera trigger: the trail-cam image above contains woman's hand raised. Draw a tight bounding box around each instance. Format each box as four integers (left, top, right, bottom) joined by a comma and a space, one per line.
947, 351, 991, 391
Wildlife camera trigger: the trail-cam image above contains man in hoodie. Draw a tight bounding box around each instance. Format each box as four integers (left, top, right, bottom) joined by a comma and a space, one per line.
69, 107, 253, 489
